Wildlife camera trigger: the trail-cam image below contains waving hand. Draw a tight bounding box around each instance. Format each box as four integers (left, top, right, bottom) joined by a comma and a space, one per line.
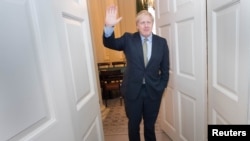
105, 5, 122, 27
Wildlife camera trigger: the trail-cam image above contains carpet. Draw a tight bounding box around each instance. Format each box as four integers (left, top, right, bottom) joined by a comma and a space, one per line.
102, 97, 163, 135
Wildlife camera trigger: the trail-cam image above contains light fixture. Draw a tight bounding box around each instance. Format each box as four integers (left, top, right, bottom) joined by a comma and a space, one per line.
147, 0, 154, 7
141, 0, 154, 9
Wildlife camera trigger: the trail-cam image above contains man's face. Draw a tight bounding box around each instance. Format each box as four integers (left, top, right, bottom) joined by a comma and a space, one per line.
136, 15, 153, 37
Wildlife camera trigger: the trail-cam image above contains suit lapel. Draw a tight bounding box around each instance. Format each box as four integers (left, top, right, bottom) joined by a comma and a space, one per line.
133, 33, 145, 66
147, 35, 156, 67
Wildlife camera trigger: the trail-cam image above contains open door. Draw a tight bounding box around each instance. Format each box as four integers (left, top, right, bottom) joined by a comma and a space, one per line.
155, 0, 207, 141
0, 0, 104, 141
207, 0, 250, 124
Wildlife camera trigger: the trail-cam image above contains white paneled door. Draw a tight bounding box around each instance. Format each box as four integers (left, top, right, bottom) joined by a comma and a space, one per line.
155, 0, 207, 141
0, 0, 104, 141
156, 0, 250, 140
207, 0, 250, 124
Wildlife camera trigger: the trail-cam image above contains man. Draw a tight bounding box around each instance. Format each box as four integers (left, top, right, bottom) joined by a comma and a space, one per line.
103, 5, 170, 141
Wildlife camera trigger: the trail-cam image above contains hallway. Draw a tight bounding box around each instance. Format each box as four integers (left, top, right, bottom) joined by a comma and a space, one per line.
102, 97, 171, 141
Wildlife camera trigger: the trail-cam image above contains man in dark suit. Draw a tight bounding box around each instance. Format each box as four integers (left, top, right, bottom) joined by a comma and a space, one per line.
103, 5, 170, 141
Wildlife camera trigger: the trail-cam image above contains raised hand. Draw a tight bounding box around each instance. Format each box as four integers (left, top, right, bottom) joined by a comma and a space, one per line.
105, 5, 122, 27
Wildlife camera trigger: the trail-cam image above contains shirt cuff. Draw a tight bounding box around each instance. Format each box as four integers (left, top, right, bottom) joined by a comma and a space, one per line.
104, 26, 114, 37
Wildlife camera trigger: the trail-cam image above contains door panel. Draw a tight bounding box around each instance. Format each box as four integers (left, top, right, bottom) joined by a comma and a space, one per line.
155, 0, 207, 141
0, 0, 74, 140
0, 0, 104, 141
207, 0, 250, 124
59, 1, 104, 139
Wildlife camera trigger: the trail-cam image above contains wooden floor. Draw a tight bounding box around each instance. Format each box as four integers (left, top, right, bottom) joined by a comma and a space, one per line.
102, 97, 172, 141
105, 132, 171, 141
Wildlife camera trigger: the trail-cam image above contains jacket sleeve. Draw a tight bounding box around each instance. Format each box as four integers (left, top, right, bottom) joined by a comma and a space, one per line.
160, 38, 170, 89
102, 32, 125, 51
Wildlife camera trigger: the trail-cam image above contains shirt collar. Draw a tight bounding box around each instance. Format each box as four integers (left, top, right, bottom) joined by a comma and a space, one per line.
140, 34, 153, 42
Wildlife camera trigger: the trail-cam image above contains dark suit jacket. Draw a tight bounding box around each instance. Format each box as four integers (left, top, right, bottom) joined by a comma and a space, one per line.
103, 32, 169, 100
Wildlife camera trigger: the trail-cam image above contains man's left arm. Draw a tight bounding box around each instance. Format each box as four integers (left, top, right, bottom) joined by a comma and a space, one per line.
160, 39, 170, 88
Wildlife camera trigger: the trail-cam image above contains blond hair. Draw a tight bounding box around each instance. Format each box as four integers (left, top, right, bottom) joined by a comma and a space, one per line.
136, 10, 154, 24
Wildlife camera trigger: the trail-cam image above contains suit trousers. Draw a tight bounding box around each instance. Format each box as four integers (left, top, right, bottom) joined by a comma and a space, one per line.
124, 84, 162, 141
